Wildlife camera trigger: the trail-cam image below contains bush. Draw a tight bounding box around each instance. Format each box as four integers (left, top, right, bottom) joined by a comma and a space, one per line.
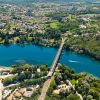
67, 94, 80, 100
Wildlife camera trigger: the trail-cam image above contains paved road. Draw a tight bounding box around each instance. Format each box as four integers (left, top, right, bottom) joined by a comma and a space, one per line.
38, 77, 54, 100
76, 92, 83, 100
5, 83, 19, 89
48, 38, 66, 77
67, 80, 83, 100
38, 38, 66, 100
0, 74, 14, 79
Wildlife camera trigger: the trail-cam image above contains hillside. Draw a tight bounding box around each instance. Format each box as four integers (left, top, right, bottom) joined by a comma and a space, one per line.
0, 0, 100, 4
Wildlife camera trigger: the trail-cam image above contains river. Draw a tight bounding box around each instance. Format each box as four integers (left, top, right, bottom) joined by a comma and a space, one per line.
0, 44, 100, 77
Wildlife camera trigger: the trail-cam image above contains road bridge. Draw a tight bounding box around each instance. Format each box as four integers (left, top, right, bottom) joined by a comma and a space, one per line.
38, 37, 66, 100
47, 38, 66, 77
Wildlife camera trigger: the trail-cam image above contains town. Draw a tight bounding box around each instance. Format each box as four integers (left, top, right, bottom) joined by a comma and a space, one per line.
0, 0, 100, 100
0, 64, 100, 100
0, 2, 100, 60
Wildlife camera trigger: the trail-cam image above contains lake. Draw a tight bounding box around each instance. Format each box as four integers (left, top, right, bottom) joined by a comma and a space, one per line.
0, 44, 100, 77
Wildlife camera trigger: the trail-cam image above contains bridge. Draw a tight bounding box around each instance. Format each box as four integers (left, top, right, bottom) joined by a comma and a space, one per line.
38, 37, 66, 100
47, 37, 66, 77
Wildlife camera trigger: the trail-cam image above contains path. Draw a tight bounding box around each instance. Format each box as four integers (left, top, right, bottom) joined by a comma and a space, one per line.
0, 80, 4, 100
38, 77, 54, 100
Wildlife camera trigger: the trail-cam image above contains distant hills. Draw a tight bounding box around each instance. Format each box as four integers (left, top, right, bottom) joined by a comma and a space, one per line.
0, 0, 100, 5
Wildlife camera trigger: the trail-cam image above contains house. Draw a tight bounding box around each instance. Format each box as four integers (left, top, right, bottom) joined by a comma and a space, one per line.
53, 84, 71, 94
0, 22, 6, 28
19, 88, 26, 94
23, 91, 33, 97
9, 29, 15, 35
37, 68, 41, 73
79, 25, 86, 29
41, 39, 49, 44
14, 91, 22, 98
82, 17, 90, 21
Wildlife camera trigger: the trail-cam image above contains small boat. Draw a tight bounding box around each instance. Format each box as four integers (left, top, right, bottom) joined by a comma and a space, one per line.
68, 60, 79, 63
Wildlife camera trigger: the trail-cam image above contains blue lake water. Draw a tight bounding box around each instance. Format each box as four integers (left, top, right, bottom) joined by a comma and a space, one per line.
0, 44, 100, 77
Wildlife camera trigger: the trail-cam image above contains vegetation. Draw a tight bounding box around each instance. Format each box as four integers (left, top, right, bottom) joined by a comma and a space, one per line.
45, 65, 100, 100
2, 64, 49, 99
0, 1, 100, 100
3, 64, 48, 86
0, 2, 100, 60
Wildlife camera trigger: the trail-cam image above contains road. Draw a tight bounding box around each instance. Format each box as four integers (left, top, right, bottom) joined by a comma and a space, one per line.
0, 74, 14, 100
38, 38, 66, 100
38, 76, 54, 100
38, 37, 83, 100
0, 74, 14, 79
67, 80, 83, 100
47, 38, 66, 77
0, 80, 4, 100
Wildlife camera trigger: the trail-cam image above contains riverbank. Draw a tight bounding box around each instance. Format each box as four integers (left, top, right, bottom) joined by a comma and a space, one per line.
65, 45, 100, 61
0, 66, 12, 71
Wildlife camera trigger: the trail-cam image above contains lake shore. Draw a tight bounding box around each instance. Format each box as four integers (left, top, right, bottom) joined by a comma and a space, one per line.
0, 66, 12, 71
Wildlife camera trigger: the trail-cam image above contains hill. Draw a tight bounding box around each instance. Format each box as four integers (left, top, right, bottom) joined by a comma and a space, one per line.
0, 0, 100, 5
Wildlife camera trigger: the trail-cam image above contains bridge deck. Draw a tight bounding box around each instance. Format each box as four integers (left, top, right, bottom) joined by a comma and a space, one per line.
38, 38, 66, 100
48, 39, 65, 76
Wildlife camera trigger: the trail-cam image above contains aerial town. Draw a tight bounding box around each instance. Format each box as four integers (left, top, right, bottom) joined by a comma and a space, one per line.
0, 0, 100, 100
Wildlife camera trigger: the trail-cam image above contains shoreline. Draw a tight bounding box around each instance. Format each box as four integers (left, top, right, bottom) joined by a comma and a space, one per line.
0, 66, 12, 70
0, 65, 99, 79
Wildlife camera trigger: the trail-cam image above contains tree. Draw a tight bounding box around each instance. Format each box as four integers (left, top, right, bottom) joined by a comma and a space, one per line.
18, 73, 26, 82
3, 76, 14, 86
47, 80, 57, 96
4, 36, 9, 45
24, 71, 32, 79
55, 75, 62, 84
67, 94, 80, 100
40, 65, 48, 71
